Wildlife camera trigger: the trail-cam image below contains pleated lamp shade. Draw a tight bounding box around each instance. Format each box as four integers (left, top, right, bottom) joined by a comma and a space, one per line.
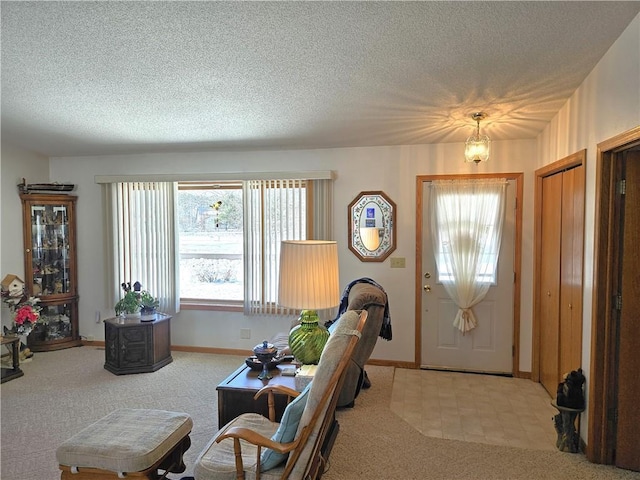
278, 240, 340, 310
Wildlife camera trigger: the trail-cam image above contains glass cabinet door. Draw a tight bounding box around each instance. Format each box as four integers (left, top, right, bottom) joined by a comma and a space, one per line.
30, 203, 72, 296
21, 193, 81, 351
32, 302, 74, 341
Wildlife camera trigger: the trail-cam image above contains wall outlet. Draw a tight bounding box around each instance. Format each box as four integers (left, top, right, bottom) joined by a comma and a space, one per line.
95, 310, 101, 323
240, 328, 251, 339
86, 335, 95, 342
390, 257, 406, 268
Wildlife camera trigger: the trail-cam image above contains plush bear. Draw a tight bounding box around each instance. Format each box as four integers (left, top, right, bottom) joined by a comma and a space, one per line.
556, 368, 586, 410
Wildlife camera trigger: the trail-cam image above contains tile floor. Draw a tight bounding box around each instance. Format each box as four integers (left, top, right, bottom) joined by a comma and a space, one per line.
390, 368, 561, 451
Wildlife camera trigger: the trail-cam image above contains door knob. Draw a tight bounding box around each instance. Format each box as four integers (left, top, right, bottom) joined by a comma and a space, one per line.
423, 284, 431, 292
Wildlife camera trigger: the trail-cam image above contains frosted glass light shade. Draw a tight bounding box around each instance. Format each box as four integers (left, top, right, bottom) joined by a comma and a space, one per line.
278, 240, 340, 310
464, 112, 490, 163
464, 133, 491, 163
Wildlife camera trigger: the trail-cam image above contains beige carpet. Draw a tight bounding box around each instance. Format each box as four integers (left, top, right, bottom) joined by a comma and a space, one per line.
1, 346, 639, 480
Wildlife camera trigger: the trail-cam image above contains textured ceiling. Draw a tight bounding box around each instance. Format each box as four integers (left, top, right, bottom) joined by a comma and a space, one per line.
2, 1, 639, 157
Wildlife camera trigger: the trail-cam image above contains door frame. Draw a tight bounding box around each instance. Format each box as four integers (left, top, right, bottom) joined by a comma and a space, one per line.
414, 173, 524, 375
588, 125, 640, 464
531, 149, 586, 384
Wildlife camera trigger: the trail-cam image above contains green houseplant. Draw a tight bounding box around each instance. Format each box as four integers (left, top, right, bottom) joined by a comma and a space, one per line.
115, 288, 140, 316
139, 291, 159, 315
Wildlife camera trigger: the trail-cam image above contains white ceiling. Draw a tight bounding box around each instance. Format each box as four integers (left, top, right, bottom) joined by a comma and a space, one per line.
2, 1, 639, 157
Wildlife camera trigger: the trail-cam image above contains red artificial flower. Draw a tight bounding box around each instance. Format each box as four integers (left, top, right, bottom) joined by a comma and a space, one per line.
14, 305, 38, 325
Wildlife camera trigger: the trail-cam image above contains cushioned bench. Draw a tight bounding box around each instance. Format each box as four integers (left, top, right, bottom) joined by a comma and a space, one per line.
56, 408, 192, 479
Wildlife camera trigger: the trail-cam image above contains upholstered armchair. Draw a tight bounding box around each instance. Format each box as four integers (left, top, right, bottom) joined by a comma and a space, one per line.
334, 282, 386, 407
193, 310, 368, 480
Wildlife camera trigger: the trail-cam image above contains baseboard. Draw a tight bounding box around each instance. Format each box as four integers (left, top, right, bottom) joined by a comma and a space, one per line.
170, 345, 250, 356
366, 358, 416, 369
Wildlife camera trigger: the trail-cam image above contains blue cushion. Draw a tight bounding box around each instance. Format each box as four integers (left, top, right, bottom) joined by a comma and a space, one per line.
260, 383, 311, 471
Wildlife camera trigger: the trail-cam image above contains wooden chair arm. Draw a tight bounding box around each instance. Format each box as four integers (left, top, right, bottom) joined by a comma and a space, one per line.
217, 426, 297, 454
253, 384, 299, 400
254, 384, 300, 421
216, 426, 300, 479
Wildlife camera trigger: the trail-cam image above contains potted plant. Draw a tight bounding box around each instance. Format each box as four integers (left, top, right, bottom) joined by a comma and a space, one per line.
139, 291, 159, 315
115, 289, 140, 317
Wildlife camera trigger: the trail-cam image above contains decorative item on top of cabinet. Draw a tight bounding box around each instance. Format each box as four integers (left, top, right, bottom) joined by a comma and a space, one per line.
20, 193, 81, 351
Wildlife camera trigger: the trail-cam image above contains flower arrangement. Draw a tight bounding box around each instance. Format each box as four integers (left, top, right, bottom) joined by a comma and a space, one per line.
1, 292, 42, 336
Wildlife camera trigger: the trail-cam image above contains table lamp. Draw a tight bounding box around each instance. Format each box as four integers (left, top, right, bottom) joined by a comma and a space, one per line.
278, 240, 340, 364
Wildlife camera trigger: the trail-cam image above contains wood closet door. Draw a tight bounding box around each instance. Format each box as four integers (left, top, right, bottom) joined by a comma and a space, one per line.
616, 152, 640, 471
539, 173, 563, 396
559, 165, 584, 376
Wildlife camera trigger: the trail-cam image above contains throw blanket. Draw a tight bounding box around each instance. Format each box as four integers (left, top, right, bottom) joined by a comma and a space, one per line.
327, 277, 392, 341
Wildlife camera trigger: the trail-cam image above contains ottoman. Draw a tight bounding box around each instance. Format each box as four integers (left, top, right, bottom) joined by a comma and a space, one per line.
56, 409, 192, 479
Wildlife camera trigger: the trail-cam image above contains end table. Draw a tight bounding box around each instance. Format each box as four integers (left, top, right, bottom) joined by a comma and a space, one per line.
1, 335, 24, 383
104, 313, 172, 375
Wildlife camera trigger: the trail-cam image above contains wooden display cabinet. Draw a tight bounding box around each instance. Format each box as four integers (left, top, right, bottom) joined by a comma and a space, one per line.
20, 194, 81, 351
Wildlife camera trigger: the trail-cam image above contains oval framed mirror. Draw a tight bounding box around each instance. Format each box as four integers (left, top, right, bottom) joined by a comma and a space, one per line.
348, 191, 396, 262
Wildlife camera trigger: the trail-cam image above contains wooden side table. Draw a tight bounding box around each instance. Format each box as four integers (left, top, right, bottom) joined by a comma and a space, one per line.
217, 363, 298, 427
103, 313, 172, 375
1, 335, 24, 383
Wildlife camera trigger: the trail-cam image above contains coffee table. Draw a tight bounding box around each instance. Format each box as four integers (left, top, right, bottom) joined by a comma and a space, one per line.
217, 362, 299, 428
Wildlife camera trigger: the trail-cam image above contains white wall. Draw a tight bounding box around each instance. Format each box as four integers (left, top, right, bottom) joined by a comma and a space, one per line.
537, 14, 640, 440
0, 144, 49, 329
47, 139, 538, 367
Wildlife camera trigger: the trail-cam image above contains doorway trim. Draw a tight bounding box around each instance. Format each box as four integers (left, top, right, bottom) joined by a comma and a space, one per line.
588, 125, 640, 464
531, 149, 586, 384
415, 173, 524, 375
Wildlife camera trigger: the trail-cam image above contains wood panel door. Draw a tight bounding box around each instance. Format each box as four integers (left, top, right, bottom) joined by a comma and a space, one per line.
535, 152, 585, 397
539, 173, 563, 395
559, 165, 584, 377
615, 151, 640, 471
421, 180, 515, 373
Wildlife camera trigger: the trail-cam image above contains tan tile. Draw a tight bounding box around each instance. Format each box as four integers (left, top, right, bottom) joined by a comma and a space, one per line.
392, 368, 558, 451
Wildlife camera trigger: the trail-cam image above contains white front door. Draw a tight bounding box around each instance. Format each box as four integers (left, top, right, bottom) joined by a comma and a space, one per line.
421, 180, 515, 373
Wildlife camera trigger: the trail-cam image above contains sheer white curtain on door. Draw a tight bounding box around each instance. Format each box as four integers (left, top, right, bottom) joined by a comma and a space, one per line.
104, 182, 179, 314
430, 178, 507, 333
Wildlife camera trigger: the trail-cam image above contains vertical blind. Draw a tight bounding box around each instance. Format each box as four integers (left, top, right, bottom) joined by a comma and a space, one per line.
244, 179, 307, 315
104, 182, 179, 314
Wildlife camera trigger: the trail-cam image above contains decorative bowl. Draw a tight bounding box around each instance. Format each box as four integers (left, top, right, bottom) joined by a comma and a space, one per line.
245, 356, 281, 371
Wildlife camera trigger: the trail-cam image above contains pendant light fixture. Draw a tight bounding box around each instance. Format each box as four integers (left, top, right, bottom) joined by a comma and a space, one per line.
464, 112, 490, 164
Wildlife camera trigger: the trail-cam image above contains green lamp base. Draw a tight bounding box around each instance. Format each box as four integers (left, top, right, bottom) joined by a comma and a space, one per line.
288, 310, 330, 365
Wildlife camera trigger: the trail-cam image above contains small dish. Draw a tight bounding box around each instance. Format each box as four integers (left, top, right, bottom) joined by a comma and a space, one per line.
245, 355, 281, 371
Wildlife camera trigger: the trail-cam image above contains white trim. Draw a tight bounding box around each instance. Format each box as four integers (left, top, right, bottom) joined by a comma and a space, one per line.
95, 171, 335, 184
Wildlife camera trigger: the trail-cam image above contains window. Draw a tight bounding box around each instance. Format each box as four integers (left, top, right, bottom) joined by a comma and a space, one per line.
177, 180, 309, 310
432, 185, 505, 285
178, 183, 244, 303
101, 172, 333, 315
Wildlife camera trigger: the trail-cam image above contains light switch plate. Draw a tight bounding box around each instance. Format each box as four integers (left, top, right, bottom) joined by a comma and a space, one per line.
390, 257, 406, 268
